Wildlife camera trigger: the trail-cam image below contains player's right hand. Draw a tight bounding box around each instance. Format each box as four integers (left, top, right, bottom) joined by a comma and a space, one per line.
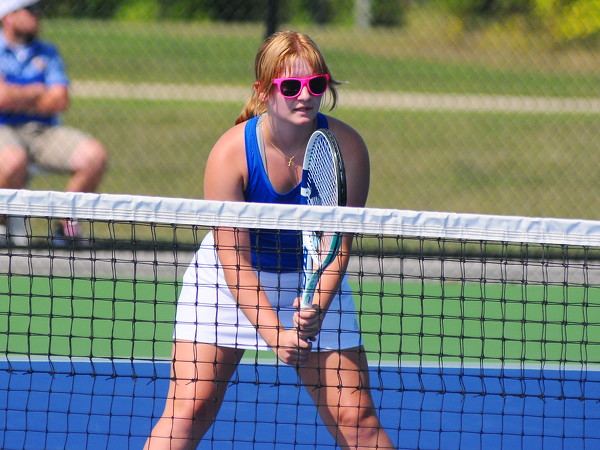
274, 329, 312, 366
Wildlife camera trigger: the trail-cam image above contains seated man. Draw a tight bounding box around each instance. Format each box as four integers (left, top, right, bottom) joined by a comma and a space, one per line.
0, 0, 108, 247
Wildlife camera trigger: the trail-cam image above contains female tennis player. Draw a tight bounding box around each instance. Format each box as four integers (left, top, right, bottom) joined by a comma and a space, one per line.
145, 31, 394, 449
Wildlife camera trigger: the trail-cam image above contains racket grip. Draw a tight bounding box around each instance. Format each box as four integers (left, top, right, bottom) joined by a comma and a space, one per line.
300, 269, 320, 309
300, 289, 314, 309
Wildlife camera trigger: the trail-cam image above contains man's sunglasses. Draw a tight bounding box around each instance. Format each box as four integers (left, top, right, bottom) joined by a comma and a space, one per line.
272, 74, 330, 99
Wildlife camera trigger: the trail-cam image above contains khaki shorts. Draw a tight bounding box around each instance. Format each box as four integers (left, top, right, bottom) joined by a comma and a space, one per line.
0, 122, 92, 172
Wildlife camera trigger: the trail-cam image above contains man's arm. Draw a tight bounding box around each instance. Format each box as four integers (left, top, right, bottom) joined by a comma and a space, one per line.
0, 79, 68, 116
35, 84, 69, 115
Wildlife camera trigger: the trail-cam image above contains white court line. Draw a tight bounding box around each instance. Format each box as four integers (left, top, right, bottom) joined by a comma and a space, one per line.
1, 356, 599, 372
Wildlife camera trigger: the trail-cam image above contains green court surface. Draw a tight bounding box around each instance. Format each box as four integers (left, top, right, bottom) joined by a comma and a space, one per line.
2, 275, 598, 367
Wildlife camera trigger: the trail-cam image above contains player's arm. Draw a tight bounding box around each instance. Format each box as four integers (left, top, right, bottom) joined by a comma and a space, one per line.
204, 124, 312, 364
295, 119, 370, 339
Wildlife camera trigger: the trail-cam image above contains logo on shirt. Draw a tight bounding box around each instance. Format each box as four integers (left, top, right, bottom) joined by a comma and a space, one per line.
31, 56, 46, 72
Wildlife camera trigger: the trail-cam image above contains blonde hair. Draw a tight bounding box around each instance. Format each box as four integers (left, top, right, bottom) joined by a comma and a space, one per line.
235, 31, 340, 125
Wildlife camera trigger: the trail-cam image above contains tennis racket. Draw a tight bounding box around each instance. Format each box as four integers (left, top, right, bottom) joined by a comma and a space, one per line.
300, 128, 347, 309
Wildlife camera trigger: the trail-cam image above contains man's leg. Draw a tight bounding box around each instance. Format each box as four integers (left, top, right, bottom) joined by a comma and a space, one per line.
32, 125, 108, 245
65, 137, 108, 193
0, 144, 29, 246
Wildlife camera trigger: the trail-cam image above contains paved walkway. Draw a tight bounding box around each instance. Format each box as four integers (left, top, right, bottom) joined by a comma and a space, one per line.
72, 80, 600, 114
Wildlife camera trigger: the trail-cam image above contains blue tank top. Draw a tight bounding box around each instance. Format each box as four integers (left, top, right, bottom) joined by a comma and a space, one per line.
244, 113, 328, 272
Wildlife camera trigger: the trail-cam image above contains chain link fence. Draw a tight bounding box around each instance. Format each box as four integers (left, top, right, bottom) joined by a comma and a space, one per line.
28, 0, 599, 219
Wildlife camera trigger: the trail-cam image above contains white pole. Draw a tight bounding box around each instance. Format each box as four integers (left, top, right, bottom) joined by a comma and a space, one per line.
355, 0, 371, 28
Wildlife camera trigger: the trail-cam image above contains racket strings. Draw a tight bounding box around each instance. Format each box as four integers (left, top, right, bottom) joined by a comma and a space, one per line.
306, 137, 337, 207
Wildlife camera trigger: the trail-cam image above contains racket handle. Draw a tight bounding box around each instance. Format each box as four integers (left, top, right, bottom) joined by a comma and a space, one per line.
300, 289, 314, 309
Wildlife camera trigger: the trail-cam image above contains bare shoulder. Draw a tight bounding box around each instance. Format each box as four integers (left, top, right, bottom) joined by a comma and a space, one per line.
204, 121, 248, 201
208, 122, 246, 161
324, 116, 368, 155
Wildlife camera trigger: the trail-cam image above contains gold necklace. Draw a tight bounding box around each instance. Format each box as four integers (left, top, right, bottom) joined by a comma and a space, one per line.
265, 136, 300, 167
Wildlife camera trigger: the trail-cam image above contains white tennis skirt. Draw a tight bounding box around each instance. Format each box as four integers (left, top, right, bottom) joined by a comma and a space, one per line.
174, 233, 362, 351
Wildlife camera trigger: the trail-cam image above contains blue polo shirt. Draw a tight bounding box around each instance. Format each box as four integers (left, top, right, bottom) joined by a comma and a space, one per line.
0, 33, 69, 126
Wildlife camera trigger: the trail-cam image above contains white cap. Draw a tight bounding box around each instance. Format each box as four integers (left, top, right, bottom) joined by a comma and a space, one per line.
0, 0, 41, 19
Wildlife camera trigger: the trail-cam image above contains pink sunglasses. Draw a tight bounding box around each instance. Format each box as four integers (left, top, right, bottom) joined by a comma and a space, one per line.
272, 74, 330, 98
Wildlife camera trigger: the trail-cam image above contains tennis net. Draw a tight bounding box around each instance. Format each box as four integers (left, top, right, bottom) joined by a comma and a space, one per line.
1, 188, 599, 449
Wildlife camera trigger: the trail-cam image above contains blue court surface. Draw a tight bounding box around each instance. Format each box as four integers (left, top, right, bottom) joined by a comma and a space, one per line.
1, 360, 599, 449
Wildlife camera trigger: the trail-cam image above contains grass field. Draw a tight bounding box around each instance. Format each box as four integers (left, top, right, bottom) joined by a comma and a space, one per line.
29, 99, 600, 218
24, 15, 600, 220
2, 275, 598, 367
42, 17, 599, 97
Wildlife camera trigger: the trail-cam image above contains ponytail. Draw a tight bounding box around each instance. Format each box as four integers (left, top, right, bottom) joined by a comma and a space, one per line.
235, 92, 266, 125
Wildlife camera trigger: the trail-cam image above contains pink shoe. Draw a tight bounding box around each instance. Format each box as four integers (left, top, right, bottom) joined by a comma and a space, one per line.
53, 220, 91, 248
